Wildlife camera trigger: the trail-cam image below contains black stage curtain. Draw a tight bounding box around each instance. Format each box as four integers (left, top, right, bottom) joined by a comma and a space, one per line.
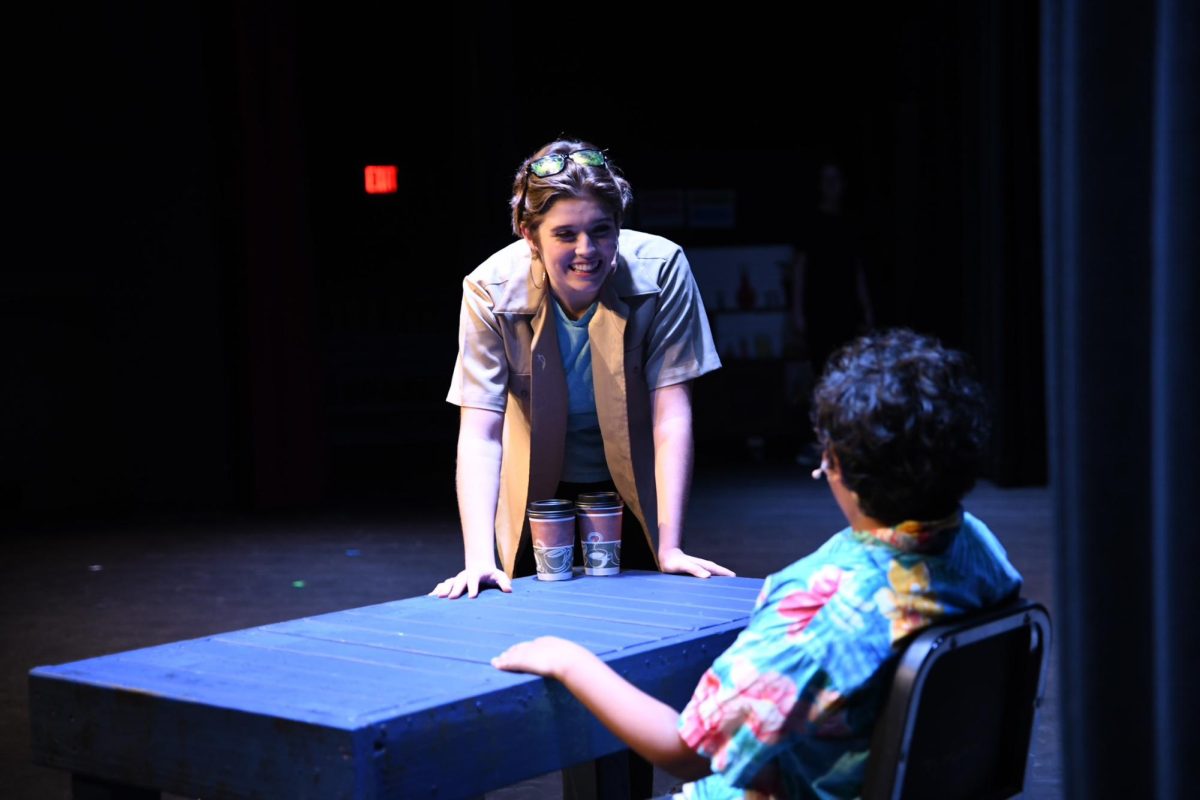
1042, 1, 1198, 797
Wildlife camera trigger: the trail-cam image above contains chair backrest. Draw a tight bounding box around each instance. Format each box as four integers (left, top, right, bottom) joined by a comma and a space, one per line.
862, 599, 1052, 800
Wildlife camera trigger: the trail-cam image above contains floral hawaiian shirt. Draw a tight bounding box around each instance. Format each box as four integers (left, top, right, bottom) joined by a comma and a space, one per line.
676, 511, 1023, 799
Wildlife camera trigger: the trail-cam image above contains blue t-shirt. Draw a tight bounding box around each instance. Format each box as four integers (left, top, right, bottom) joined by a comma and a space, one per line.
677, 511, 1023, 799
553, 300, 610, 483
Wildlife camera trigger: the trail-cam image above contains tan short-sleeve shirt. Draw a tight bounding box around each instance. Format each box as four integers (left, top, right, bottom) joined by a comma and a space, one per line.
447, 229, 721, 577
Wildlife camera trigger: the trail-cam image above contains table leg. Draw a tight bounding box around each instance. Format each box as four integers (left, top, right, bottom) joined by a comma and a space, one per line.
562, 748, 654, 800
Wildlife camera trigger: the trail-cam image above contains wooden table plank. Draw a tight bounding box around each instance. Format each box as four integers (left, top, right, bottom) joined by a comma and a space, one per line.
260, 618, 527, 663
338, 610, 654, 649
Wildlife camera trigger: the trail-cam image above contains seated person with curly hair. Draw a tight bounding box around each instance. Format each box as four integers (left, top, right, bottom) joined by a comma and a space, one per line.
493, 329, 1023, 799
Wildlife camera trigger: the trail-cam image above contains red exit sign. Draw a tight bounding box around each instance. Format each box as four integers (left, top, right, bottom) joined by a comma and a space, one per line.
364, 165, 397, 194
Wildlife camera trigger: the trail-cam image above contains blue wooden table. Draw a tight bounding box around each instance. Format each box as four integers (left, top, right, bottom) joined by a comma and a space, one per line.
30, 570, 762, 799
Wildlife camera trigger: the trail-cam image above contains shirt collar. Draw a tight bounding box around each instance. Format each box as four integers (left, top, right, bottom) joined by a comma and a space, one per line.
490, 234, 661, 315
851, 507, 964, 553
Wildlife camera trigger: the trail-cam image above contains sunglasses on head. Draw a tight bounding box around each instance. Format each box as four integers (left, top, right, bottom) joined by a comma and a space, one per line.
517, 149, 610, 228
527, 148, 608, 178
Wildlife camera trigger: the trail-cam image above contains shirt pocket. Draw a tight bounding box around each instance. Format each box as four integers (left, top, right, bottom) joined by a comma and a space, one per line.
624, 343, 649, 395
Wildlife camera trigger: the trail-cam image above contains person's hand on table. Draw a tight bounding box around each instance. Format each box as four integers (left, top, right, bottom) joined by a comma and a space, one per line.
491, 636, 591, 680
429, 565, 512, 599
658, 547, 735, 579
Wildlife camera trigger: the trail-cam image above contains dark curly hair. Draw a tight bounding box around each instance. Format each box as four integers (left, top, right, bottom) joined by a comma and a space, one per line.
810, 329, 990, 524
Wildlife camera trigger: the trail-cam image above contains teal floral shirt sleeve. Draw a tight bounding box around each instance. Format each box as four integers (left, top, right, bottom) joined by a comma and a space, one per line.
676, 512, 1022, 800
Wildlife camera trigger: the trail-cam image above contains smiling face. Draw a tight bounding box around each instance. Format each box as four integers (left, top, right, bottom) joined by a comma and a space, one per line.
522, 196, 619, 319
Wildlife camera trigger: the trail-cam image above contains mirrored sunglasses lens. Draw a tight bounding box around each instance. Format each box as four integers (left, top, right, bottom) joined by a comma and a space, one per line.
570, 150, 606, 166
530, 155, 566, 177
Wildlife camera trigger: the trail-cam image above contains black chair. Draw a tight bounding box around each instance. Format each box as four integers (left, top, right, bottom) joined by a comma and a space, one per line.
862, 599, 1052, 800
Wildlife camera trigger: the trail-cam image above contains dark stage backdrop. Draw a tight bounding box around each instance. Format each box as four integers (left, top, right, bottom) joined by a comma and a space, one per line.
5, 2, 1044, 518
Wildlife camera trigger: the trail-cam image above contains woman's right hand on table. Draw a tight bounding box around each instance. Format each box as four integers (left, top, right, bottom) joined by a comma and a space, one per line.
429, 565, 512, 599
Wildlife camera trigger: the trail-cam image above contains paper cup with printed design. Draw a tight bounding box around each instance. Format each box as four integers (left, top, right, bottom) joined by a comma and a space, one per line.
576, 492, 623, 576
527, 499, 575, 581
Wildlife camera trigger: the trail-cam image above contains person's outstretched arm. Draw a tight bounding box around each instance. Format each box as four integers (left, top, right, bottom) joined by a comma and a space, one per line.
492, 636, 711, 780
430, 406, 511, 599
651, 382, 734, 578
